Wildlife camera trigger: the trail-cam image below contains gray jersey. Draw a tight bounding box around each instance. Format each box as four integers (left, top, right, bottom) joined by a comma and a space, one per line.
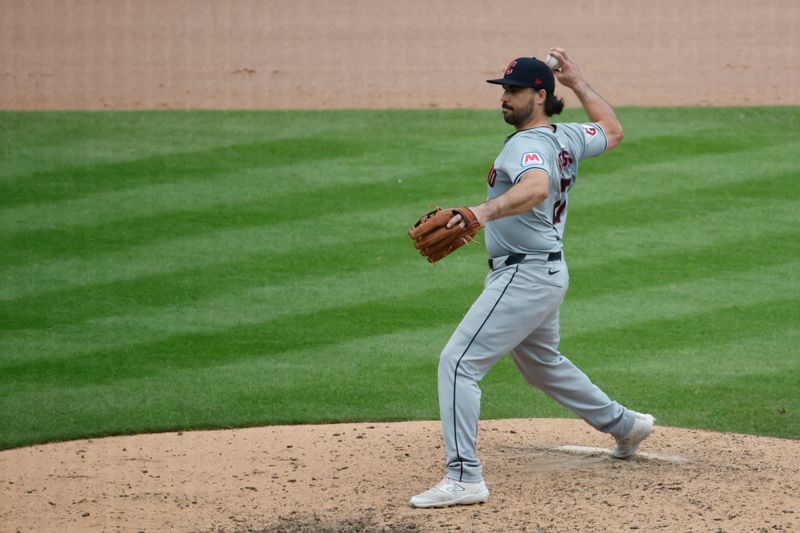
484, 122, 608, 257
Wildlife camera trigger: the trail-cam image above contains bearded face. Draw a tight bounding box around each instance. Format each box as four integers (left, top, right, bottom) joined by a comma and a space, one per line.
502, 97, 535, 127
500, 85, 537, 128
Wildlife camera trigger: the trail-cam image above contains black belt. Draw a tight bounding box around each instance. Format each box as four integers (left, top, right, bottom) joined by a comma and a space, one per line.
488, 251, 561, 270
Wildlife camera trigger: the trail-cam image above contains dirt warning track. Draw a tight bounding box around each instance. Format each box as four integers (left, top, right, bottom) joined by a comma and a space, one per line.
1, 0, 798, 110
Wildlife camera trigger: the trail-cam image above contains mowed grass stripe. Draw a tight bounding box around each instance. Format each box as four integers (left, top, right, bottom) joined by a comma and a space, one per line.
587, 325, 800, 380
0, 164, 481, 265
1, 214, 795, 366
0, 159, 424, 235
3, 140, 794, 265
1, 107, 799, 449
0, 136, 371, 207
0, 124, 494, 235
3, 188, 795, 302
0, 325, 455, 448
0, 253, 485, 364
0, 281, 485, 385
573, 159, 797, 225
3, 216, 795, 353
3, 296, 796, 449
482, 317, 800, 438
4, 117, 794, 268
562, 259, 800, 338
568, 197, 798, 264
568, 230, 800, 299
0, 109, 427, 182
2, 212, 793, 368
564, 301, 800, 438
0, 203, 453, 301
0, 236, 420, 331
0, 111, 346, 181
591, 126, 777, 176
3, 255, 795, 389
565, 296, 798, 364
0, 109, 500, 190
15, 106, 779, 237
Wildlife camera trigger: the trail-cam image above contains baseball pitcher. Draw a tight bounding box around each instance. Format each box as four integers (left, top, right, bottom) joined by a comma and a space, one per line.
408, 48, 655, 508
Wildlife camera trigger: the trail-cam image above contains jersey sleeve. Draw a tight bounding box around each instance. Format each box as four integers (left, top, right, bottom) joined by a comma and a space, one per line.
572, 122, 608, 160
499, 135, 558, 184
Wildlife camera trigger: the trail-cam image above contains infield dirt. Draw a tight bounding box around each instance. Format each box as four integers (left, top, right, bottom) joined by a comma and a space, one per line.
2, 419, 799, 532
2, 0, 798, 109
1, 1, 799, 531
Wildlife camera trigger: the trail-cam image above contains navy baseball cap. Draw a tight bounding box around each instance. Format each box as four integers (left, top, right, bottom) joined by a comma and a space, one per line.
487, 57, 555, 94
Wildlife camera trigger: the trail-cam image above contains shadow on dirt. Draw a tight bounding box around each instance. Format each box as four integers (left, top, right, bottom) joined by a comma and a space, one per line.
206, 513, 422, 533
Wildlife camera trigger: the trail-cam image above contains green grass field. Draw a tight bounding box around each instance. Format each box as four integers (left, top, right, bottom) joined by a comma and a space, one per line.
1, 107, 798, 450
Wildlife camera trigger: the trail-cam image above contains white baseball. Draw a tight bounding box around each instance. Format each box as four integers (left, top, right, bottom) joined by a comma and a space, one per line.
544, 53, 560, 71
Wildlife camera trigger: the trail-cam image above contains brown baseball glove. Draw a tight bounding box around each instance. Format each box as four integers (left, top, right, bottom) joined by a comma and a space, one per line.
407, 207, 483, 263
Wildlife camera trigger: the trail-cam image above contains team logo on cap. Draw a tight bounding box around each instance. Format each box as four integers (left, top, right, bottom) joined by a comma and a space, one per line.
521, 152, 544, 167
505, 60, 517, 75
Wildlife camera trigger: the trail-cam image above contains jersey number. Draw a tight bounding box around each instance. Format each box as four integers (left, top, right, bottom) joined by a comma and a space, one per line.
553, 150, 575, 224
552, 182, 569, 224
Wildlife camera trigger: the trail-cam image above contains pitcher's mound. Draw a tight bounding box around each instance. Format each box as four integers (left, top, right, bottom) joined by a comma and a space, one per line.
2, 419, 798, 531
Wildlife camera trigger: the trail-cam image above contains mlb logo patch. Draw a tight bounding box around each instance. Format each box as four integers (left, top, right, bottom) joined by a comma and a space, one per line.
521, 152, 543, 167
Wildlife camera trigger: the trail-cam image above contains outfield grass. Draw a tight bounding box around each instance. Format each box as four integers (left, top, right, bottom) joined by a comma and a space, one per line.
1, 107, 798, 449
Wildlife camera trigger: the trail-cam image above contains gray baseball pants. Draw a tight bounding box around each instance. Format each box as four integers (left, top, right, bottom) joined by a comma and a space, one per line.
438, 252, 635, 483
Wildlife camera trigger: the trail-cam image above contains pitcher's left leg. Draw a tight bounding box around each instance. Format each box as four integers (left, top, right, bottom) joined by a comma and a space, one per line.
437, 264, 566, 483
437, 267, 524, 483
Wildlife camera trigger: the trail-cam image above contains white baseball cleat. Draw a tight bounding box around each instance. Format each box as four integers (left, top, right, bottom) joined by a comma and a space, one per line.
409, 477, 490, 508
612, 412, 655, 459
